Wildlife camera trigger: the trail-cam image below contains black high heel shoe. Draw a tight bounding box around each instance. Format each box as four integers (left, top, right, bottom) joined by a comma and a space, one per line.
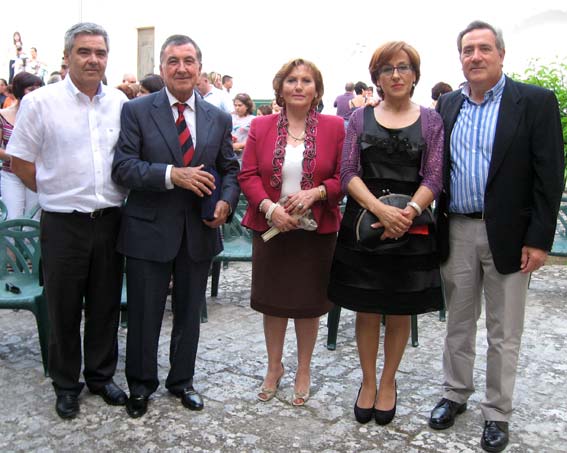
354, 385, 376, 424
374, 381, 397, 426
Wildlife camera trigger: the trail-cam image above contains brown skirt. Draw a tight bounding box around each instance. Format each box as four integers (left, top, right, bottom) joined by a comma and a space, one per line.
251, 229, 336, 318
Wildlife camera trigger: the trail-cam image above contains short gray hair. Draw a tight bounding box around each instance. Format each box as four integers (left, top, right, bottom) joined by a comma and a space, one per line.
159, 35, 202, 65
457, 20, 505, 53
64, 22, 109, 55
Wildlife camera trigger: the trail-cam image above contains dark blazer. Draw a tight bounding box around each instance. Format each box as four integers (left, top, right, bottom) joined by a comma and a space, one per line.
112, 89, 240, 262
436, 76, 564, 274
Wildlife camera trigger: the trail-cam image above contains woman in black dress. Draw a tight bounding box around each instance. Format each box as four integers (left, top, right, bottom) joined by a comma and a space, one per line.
328, 41, 444, 425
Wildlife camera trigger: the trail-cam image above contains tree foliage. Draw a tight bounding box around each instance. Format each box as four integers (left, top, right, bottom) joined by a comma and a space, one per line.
512, 59, 567, 179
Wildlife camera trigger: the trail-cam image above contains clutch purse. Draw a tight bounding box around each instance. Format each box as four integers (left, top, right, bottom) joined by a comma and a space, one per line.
201, 166, 221, 221
355, 194, 433, 252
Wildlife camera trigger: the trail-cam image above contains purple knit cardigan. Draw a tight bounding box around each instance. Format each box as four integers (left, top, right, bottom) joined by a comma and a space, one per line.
340, 106, 444, 198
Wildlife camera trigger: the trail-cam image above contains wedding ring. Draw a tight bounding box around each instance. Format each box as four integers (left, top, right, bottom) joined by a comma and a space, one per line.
298, 203, 304, 209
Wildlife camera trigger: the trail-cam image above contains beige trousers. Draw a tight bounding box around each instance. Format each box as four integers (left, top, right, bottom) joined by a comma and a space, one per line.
440, 215, 529, 421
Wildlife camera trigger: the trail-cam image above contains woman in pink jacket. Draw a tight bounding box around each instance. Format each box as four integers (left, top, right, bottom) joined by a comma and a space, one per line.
238, 58, 344, 407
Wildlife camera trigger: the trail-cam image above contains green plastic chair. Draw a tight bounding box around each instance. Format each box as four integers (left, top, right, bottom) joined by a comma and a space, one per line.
0, 218, 49, 375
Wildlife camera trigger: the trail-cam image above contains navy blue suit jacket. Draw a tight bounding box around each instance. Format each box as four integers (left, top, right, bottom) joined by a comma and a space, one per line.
436, 76, 564, 274
112, 89, 240, 263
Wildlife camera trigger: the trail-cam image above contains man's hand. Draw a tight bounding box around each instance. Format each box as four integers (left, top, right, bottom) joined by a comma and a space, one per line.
171, 164, 215, 197
203, 200, 231, 228
520, 246, 548, 273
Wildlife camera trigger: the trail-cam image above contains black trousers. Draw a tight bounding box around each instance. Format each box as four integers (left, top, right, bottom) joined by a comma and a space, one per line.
40, 209, 124, 396
125, 230, 210, 397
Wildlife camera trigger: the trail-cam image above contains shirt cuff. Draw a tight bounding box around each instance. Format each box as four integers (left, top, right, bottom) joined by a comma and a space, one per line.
165, 165, 174, 190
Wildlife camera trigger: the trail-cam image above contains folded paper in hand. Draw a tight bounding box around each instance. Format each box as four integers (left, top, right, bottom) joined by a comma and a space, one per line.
261, 196, 318, 242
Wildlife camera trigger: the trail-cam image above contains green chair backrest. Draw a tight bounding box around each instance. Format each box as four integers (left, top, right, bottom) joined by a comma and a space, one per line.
0, 219, 41, 278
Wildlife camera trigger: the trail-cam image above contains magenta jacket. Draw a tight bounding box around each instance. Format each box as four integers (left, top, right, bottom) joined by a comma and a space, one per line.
238, 113, 345, 233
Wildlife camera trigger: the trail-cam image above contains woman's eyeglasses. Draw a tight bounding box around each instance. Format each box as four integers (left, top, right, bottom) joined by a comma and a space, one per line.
379, 64, 414, 77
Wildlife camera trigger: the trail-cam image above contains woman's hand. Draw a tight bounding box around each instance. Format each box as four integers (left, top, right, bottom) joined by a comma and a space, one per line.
283, 188, 319, 216
370, 202, 413, 240
271, 205, 299, 232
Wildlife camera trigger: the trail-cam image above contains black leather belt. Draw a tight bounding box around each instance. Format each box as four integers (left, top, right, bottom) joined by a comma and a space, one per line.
71, 207, 120, 219
461, 212, 484, 220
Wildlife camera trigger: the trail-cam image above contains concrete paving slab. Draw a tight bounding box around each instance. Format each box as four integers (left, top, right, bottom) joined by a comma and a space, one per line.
0, 263, 566, 452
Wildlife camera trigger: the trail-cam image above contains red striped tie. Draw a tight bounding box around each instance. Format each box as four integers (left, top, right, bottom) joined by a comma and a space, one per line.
175, 103, 195, 166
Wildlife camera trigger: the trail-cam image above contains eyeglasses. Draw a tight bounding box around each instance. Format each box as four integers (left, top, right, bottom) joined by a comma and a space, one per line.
379, 64, 414, 77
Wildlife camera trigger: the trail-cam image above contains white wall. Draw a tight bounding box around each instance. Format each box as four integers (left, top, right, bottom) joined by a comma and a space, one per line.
2, 0, 565, 112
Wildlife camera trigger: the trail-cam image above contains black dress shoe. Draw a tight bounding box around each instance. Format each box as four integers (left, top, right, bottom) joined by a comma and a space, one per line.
354, 385, 375, 424
429, 398, 467, 430
374, 381, 397, 426
91, 381, 127, 406
56, 394, 79, 419
126, 395, 149, 418
171, 386, 204, 411
481, 421, 509, 452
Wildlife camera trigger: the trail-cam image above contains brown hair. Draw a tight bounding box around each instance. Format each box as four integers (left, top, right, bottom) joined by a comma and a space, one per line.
368, 41, 421, 99
233, 93, 255, 115
272, 58, 324, 109
12, 72, 44, 100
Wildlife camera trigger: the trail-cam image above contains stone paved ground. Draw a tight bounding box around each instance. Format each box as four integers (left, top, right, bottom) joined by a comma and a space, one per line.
1, 263, 566, 452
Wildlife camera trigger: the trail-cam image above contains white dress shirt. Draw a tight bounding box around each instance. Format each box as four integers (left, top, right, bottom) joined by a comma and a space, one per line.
7, 76, 128, 213
202, 86, 233, 113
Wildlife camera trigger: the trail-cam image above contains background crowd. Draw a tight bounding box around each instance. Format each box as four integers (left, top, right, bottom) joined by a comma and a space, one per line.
0, 20, 564, 453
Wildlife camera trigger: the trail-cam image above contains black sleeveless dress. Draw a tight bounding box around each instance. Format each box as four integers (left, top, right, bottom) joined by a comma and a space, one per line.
328, 106, 443, 315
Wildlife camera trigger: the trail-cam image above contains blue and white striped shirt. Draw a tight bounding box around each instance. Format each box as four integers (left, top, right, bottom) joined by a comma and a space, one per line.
449, 74, 505, 213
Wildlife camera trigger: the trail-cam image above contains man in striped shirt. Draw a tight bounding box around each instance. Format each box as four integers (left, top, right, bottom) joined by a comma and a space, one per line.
428, 21, 564, 453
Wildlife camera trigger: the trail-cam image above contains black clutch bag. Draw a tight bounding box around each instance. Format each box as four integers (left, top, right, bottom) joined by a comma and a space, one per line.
201, 166, 221, 221
355, 194, 433, 252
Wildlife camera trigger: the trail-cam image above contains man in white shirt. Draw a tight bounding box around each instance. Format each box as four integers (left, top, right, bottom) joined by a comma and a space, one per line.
222, 74, 233, 93
8, 22, 129, 420
196, 71, 233, 113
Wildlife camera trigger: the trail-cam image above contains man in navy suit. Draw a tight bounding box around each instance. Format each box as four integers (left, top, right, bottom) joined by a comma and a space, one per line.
428, 21, 563, 452
112, 34, 240, 418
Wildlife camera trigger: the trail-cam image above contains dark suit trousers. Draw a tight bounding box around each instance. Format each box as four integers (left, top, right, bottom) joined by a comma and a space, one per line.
40, 209, 124, 396
125, 230, 210, 397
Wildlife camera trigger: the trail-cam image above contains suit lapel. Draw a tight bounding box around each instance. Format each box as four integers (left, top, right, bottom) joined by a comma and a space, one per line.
486, 77, 522, 188
441, 92, 464, 187
150, 89, 184, 166
193, 94, 213, 165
